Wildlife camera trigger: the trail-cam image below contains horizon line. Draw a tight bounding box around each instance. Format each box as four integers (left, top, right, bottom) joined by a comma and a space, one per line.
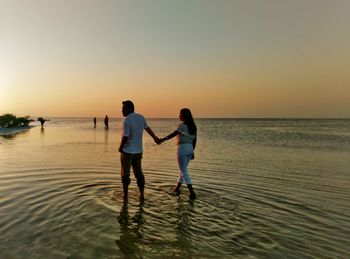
28, 116, 350, 120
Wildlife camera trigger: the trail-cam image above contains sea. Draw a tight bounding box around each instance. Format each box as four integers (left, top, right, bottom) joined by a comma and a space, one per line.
0, 118, 349, 258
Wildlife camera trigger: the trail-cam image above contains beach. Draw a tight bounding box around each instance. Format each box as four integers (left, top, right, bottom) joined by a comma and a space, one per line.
0, 118, 349, 258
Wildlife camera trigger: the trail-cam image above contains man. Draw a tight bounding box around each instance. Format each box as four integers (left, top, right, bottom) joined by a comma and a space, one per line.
118, 100, 159, 200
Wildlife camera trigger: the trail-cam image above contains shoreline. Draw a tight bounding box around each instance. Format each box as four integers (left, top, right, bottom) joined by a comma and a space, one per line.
0, 126, 35, 136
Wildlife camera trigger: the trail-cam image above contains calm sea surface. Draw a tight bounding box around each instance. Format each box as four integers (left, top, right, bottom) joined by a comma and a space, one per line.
1, 118, 349, 258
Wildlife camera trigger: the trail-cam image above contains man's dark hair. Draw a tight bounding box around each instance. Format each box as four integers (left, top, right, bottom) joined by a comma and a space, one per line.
122, 100, 135, 112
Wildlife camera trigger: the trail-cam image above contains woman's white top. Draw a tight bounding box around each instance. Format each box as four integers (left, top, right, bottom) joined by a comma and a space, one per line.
176, 123, 196, 145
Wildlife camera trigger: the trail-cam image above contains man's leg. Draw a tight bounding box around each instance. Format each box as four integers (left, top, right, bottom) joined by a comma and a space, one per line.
131, 153, 145, 200
120, 152, 132, 200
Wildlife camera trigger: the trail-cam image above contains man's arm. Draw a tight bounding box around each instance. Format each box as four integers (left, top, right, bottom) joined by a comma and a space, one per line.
145, 127, 160, 144
118, 136, 128, 153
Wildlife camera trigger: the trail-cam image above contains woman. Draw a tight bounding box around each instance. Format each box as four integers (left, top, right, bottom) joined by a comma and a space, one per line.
160, 108, 197, 199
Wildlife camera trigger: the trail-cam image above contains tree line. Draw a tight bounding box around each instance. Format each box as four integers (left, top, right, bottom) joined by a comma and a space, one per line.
0, 114, 34, 128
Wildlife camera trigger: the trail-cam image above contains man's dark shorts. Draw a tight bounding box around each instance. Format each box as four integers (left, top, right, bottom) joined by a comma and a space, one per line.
120, 152, 144, 187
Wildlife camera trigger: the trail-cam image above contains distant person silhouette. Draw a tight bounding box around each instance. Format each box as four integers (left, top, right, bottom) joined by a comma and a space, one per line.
93, 117, 97, 128
37, 117, 48, 129
104, 115, 109, 129
159, 108, 197, 199
118, 100, 159, 201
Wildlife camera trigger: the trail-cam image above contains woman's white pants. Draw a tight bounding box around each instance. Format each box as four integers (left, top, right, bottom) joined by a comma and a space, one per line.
177, 144, 193, 185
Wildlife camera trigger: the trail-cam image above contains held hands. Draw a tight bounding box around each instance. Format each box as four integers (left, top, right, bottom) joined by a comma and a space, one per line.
154, 136, 162, 145
153, 136, 166, 145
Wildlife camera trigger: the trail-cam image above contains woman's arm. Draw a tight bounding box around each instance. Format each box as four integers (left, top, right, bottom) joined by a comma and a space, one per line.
192, 137, 197, 150
160, 130, 179, 143
191, 137, 197, 160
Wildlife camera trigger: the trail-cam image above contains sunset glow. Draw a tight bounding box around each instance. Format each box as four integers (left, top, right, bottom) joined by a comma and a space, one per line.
1, 0, 349, 118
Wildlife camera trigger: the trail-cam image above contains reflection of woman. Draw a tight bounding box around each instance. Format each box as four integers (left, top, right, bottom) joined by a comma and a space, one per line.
175, 201, 194, 254
160, 108, 197, 199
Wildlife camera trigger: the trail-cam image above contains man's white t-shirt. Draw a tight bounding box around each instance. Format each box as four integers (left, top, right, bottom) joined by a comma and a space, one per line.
122, 112, 148, 154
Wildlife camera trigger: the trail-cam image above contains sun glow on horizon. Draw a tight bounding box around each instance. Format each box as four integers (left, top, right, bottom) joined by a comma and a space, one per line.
1, 0, 349, 118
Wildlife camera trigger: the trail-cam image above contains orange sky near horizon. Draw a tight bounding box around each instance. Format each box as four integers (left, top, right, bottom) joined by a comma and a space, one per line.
1, 0, 350, 118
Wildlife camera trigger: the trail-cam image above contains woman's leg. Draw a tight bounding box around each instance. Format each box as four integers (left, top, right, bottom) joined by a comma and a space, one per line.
177, 144, 197, 199
177, 144, 193, 185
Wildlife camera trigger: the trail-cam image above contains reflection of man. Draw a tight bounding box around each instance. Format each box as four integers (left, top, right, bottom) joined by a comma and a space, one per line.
118, 100, 159, 201
115, 201, 144, 257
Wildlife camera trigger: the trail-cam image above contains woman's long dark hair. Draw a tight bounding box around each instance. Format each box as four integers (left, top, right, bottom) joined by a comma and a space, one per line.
181, 108, 197, 135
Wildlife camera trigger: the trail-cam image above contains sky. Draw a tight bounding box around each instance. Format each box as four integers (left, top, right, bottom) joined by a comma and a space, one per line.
1, 0, 349, 118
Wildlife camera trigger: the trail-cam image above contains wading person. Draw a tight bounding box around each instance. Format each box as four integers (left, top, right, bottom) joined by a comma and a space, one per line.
118, 100, 159, 200
38, 117, 48, 128
159, 108, 197, 199
104, 115, 109, 129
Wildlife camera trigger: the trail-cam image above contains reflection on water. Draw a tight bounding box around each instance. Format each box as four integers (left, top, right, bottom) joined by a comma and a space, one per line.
1, 134, 16, 139
104, 128, 109, 146
116, 201, 144, 257
174, 201, 195, 257
0, 118, 349, 258
1, 129, 31, 139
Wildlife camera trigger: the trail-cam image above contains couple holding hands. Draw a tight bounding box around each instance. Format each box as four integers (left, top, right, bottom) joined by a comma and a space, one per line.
118, 100, 197, 201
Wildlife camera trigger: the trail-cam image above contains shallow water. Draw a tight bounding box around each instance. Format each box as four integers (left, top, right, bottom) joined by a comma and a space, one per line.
1, 118, 349, 258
